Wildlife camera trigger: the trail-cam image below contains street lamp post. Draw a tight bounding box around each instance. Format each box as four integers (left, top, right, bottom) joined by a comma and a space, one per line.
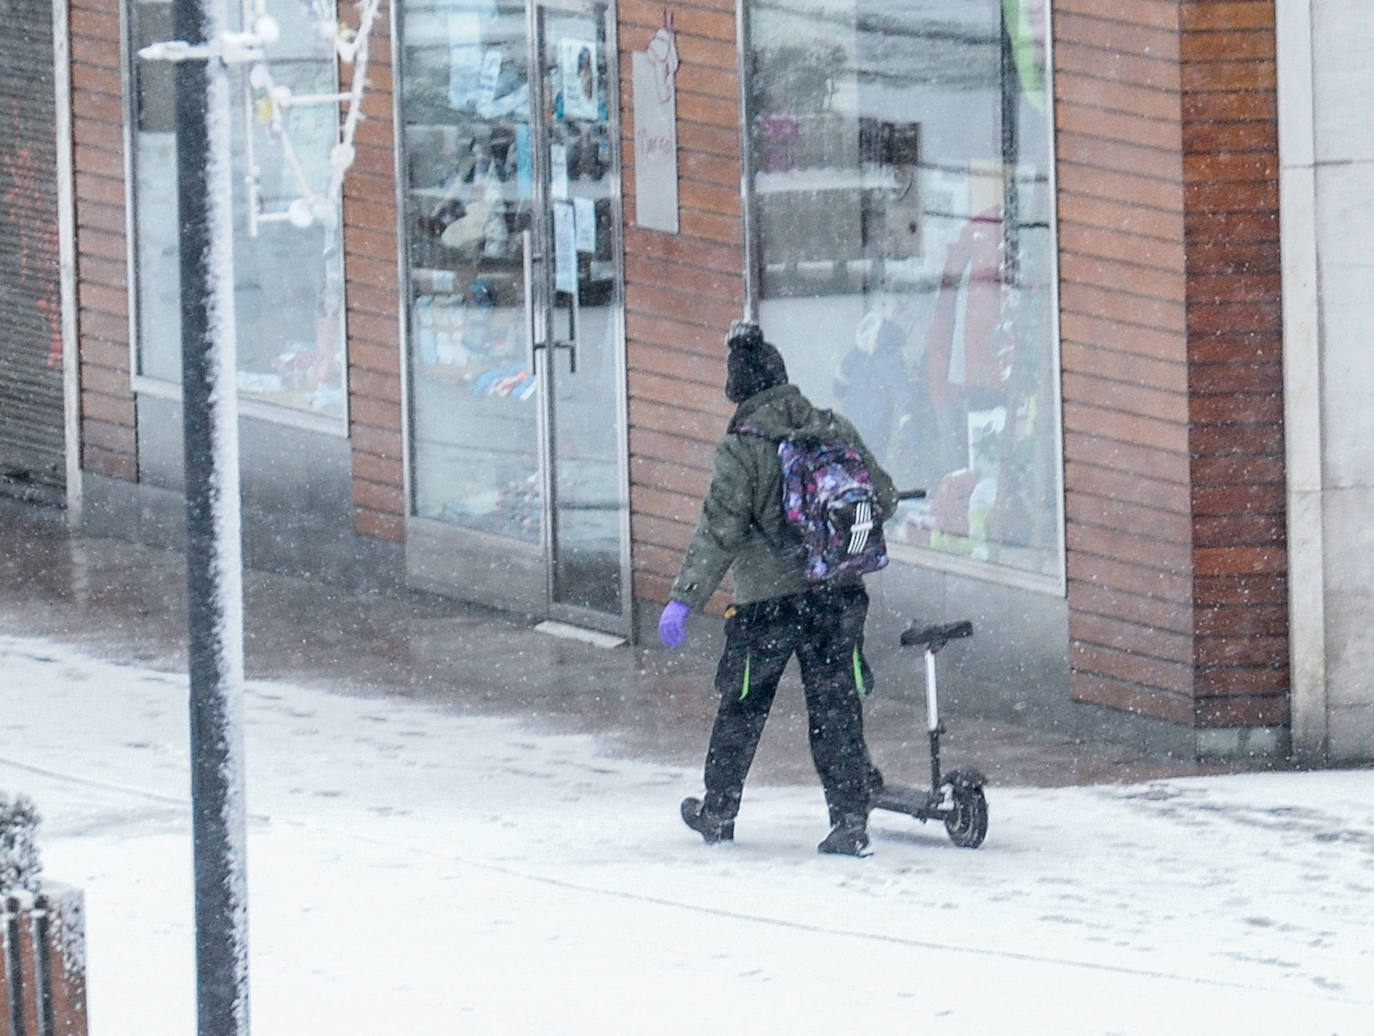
171, 0, 250, 1032
145, 4, 378, 1029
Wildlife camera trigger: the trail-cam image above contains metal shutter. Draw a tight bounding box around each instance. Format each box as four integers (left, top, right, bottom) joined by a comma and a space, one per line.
0, 0, 65, 501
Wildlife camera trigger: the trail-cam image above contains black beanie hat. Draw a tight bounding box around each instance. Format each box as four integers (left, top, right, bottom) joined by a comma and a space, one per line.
724, 320, 788, 403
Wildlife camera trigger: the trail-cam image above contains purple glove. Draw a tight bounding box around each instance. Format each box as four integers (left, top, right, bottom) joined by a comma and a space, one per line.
658, 600, 691, 647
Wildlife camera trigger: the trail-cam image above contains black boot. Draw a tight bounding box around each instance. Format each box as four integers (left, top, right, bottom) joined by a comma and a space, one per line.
818, 813, 870, 856
680, 797, 734, 844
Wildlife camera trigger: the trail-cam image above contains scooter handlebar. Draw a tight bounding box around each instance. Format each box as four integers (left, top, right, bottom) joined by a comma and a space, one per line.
900, 619, 974, 650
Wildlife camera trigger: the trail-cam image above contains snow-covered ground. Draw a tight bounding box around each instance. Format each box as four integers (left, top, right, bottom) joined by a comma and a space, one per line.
3, 632, 1373, 1034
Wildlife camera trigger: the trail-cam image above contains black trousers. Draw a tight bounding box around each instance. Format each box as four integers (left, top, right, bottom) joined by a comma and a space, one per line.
702, 584, 879, 825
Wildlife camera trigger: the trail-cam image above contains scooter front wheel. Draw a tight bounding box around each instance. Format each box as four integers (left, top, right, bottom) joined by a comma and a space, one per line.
944, 785, 988, 848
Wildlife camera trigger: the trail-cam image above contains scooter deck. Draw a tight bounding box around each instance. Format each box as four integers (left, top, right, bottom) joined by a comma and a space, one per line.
870, 781, 942, 820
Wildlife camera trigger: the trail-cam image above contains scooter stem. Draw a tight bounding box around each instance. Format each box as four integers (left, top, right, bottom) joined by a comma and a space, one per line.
926, 648, 942, 789
925, 649, 940, 732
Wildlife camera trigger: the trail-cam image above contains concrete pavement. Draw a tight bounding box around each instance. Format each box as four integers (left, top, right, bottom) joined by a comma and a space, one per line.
0, 496, 1262, 789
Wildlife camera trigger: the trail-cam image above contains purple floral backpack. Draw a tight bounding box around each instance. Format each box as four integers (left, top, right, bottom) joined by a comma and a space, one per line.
740, 423, 890, 581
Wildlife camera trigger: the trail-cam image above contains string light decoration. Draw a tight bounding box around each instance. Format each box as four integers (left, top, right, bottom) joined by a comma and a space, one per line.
140, 0, 384, 232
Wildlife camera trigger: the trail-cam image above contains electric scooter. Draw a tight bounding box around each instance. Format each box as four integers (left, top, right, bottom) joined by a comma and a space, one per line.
869, 617, 989, 848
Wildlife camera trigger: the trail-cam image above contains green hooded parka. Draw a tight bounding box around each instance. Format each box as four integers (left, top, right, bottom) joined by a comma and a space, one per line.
669, 383, 898, 610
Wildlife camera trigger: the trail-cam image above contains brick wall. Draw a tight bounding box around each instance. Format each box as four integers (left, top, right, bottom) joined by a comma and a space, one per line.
341, 11, 405, 543
69, 2, 134, 483
1180, 0, 1285, 727
619, 0, 745, 612
1057, 0, 1286, 730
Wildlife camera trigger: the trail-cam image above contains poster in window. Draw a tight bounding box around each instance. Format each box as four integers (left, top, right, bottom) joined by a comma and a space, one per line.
560, 39, 599, 122
553, 200, 577, 294
573, 196, 596, 253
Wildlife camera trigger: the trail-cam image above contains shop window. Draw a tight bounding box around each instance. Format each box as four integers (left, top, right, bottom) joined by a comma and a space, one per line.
397, 0, 541, 537
128, 0, 346, 423
744, 0, 1061, 584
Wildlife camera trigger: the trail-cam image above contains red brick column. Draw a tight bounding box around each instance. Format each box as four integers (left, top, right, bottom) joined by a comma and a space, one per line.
619, 0, 746, 613
69, 2, 135, 483
1056, 0, 1286, 735
342, 11, 405, 543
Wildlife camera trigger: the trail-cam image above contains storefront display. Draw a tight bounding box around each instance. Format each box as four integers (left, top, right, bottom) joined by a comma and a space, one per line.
744, 0, 1060, 582
127, 0, 347, 422
400, 0, 628, 626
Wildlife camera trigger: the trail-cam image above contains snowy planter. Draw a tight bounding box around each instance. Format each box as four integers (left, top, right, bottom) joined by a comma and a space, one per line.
2, 794, 88, 1036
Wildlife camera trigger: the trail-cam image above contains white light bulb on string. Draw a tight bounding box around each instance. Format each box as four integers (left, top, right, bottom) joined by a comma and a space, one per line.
254, 15, 280, 46
288, 198, 315, 228
243, 0, 381, 234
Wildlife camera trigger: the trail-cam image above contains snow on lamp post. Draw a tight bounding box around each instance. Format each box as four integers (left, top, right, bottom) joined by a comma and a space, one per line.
167, 1, 252, 1032
138, 4, 380, 1031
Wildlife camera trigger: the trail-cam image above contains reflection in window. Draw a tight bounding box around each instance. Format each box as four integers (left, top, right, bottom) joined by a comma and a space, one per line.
745, 0, 1060, 580
398, 0, 541, 540
129, 0, 346, 420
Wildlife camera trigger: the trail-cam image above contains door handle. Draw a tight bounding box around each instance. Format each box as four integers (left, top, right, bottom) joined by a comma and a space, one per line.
555, 287, 578, 373
525, 231, 578, 373
522, 229, 542, 370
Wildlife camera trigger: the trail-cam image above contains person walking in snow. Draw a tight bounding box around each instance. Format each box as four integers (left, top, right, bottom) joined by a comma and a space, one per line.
658, 320, 898, 856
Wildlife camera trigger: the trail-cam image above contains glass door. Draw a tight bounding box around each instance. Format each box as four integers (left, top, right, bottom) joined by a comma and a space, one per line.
529, 0, 627, 626
400, 0, 627, 632
401, 0, 543, 610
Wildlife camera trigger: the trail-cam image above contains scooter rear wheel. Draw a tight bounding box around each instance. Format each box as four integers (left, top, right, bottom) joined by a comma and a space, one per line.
944, 785, 988, 848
